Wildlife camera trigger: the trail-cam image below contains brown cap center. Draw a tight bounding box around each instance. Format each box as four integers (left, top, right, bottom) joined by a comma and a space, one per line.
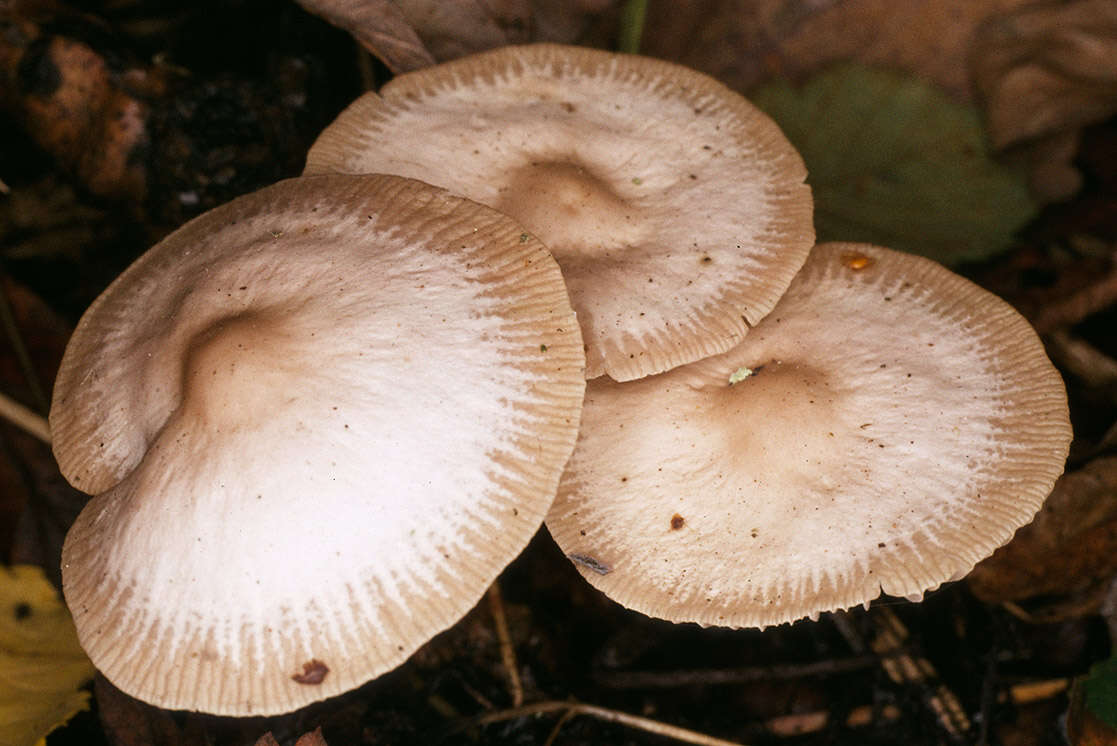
495, 160, 643, 263
181, 313, 298, 429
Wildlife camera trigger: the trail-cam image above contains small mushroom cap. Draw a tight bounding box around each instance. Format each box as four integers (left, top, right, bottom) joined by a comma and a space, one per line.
546, 242, 1071, 628
306, 43, 814, 382
50, 174, 585, 715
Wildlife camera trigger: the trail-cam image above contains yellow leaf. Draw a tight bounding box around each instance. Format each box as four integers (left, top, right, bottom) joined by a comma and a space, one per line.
0, 565, 94, 746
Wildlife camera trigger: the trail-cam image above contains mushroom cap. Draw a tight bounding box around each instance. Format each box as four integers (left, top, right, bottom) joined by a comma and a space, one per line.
50, 174, 586, 715
546, 242, 1071, 628
305, 43, 814, 382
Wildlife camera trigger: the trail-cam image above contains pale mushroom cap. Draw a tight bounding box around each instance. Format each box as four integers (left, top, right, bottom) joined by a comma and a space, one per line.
305, 43, 814, 382
50, 174, 586, 715
546, 242, 1071, 628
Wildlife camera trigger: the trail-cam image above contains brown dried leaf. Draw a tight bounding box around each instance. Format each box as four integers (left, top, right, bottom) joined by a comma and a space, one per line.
293, 0, 435, 73
389, 0, 532, 62
972, 0, 1117, 150
294, 727, 329, 746
967, 456, 1117, 608
530, 0, 620, 46
255, 730, 328, 746
643, 0, 1033, 98
294, 0, 619, 72
94, 675, 200, 746
0, 18, 151, 202
0, 276, 77, 575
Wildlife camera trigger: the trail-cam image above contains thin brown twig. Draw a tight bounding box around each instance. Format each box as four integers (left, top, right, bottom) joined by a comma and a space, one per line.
1046, 328, 1117, 391
1003, 679, 1069, 705
487, 580, 523, 707
764, 705, 905, 736
1034, 254, 1117, 333
443, 700, 748, 746
540, 707, 576, 746
0, 390, 50, 443
356, 41, 376, 92
870, 607, 971, 738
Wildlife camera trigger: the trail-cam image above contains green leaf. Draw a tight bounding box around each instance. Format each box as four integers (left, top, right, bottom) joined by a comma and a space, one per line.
752, 63, 1036, 265
1083, 654, 1117, 728
0, 565, 94, 746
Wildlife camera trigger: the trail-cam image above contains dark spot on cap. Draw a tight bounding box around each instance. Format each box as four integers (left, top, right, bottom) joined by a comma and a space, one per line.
292, 659, 329, 685
670, 514, 685, 530
13, 602, 31, 621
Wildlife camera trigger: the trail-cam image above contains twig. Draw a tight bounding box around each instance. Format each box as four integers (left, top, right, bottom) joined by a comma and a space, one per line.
487, 581, 523, 706
829, 609, 868, 654
843, 704, 902, 728
356, 41, 376, 92
870, 607, 971, 738
0, 390, 50, 443
1003, 679, 1069, 705
765, 704, 902, 736
1045, 328, 1117, 391
1034, 255, 1117, 333
541, 708, 576, 746
594, 655, 878, 688
443, 700, 748, 746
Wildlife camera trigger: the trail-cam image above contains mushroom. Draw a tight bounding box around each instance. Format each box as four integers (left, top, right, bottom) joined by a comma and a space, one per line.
546, 242, 1071, 628
49, 173, 586, 715
305, 43, 814, 382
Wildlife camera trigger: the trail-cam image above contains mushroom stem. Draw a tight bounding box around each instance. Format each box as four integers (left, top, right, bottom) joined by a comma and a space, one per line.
0, 390, 50, 443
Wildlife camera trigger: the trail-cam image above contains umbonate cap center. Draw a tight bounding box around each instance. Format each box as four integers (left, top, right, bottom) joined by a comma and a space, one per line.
494, 160, 644, 263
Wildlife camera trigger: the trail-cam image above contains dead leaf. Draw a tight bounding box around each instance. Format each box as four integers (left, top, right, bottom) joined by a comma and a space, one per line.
641, 0, 1109, 206
293, 0, 436, 73
0, 275, 83, 585
253, 726, 329, 746
0, 276, 84, 588
642, 0, 1033, 99
0, 17, 152, 202
389, 0, 532, 62
967, 456, 1117, 611
0, 564, 94, 746
295, 727, 329, 746
294, 0, 619, 73
972, 0, 1117, 150
93, 675, 208, 746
